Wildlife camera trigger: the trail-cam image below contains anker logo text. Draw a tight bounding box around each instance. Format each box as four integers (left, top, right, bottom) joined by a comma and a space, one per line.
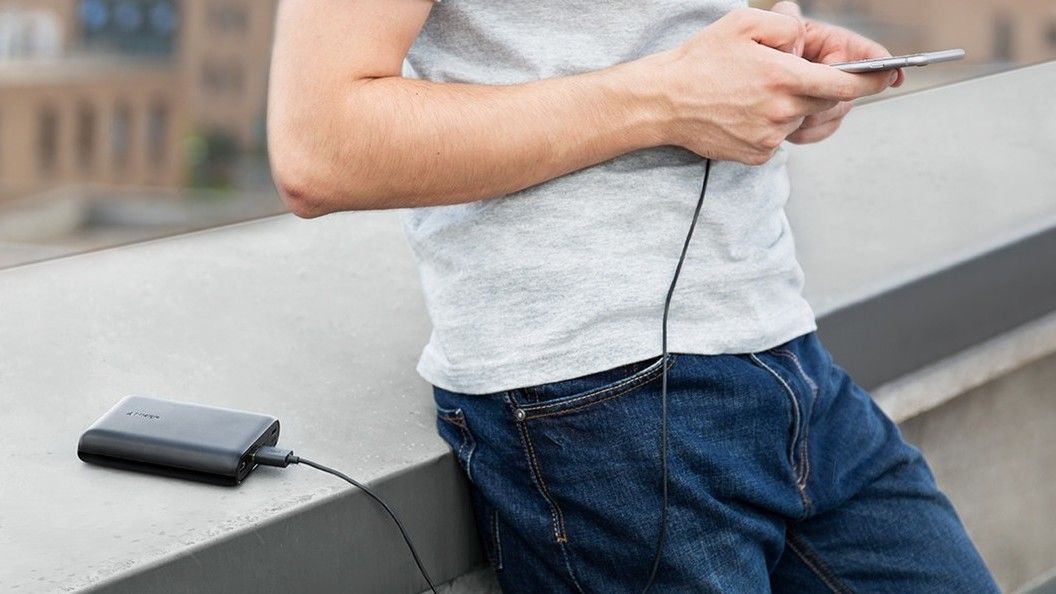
126, 411, 161, 420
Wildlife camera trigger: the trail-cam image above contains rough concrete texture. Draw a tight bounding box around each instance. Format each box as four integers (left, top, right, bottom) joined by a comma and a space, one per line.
901, 352, 1056, 592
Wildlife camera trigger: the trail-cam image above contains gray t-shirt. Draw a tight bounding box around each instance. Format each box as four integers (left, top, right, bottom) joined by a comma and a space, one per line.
403, 0, 816, 394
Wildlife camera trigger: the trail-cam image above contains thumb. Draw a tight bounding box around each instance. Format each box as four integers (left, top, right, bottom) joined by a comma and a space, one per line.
770, 2, 805, 57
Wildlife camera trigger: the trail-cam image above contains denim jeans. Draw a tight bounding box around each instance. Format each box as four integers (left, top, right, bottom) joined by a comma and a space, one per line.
433, 333, 999, 593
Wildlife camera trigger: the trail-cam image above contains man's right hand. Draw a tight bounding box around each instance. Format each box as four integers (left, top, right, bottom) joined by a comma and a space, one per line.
654, 7, 897, 165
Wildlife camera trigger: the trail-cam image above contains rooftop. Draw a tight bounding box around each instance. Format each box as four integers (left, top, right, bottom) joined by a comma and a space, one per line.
0, 61, 1054, 593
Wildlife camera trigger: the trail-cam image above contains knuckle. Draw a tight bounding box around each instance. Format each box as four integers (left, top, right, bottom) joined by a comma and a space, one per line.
758, 131, 785, 151
724, 8, 751, 28
765, 66, 796, 93
767, 99, 800, 123
835, 83, 859, 102
743, 153, 765, 166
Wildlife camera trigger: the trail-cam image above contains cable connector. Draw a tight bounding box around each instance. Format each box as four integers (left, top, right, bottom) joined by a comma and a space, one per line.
252, 446, 299, 467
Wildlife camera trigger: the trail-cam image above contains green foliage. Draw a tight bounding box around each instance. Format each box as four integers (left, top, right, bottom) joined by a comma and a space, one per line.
185, 130, 241, 189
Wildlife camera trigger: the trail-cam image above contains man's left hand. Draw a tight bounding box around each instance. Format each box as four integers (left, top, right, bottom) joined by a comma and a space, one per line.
771, 1, 903, 144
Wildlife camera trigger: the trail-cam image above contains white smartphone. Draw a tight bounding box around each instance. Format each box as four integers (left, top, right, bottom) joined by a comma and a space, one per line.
832, 49, 966, 73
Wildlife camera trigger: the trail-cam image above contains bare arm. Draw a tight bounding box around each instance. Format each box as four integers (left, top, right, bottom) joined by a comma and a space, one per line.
268, 0, 895, 217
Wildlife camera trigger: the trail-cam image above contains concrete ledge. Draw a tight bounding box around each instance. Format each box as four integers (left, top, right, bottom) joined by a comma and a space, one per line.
899, 350, 1056, 591
82, 456, 480, 594
815, 225, 1056, 391
875, 309, 1056, 423
2, 63, 1054, 593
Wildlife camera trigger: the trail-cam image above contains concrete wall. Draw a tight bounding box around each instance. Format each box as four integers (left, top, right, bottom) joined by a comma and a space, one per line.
901, 351, 1056, 592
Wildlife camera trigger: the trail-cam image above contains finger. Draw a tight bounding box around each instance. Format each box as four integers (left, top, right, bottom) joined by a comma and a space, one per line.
735, 8, 805, 55
799, 101, 852, 128
783, 55, 898, 101
823, 37, 891, 65
770, 1, 802, 18
769, 2, 804, 57
892, 67, 905, 87
791, 96, 841, 117
787, 117, 842, 144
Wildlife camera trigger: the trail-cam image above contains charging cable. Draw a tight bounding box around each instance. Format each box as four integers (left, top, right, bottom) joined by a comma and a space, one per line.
252, 446, 439, 594
642, 158, 713, 593
253, 159, 712, 594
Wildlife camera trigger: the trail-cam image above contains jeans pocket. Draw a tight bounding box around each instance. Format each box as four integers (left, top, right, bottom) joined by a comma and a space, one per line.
513, 355, 677, 421
436, 405, 477, 481
435, 401, 503, 571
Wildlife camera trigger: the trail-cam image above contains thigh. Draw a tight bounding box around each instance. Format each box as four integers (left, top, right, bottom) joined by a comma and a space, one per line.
770, 450, 999, 593
770, 355, 999, 593
435, 353, 800, 593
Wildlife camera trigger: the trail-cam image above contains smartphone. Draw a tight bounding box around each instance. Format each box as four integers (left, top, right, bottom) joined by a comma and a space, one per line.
832, 49, 966, 73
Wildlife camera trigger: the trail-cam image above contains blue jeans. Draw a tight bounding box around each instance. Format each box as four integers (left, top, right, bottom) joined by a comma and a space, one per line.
433, 333, 999, 593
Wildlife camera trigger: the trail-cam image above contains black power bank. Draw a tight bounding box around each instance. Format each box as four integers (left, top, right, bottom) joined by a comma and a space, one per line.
78, 395, 280, 485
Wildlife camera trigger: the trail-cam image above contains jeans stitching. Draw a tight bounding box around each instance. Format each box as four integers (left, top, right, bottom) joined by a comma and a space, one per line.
519, 356, 676, 420
505, 392, 585, 593
772, 349, 815, 492
773, 348, 819, 396
438, 409, 476, 482
461, 423, 476, 482
786, 530, 856, 594
748, 354, 801, 466
506, 393, 568, 538
491, 509, 503, 571
749, 353, 812, 516
520, 356, 665, 412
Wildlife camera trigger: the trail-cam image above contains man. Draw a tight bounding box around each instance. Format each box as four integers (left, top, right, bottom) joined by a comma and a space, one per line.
268, 1, 999, 591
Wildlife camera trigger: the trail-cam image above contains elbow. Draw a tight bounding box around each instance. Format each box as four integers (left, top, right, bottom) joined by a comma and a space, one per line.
275, 173, 328, 219
269, 144, 332, 219
269, 136, 387, 217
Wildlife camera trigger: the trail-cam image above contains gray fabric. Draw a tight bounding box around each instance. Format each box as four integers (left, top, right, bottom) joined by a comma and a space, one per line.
402, 0, 816, 394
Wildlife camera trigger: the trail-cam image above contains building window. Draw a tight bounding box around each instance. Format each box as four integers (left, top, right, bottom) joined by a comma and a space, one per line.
113, 0, 144, 32
201, 60, 245, 96
38, 106, 59, 174
80, 0, 177, 56
77, 102, 97, 172
111, 101, 131, 170
207, 1, 248, 33
147, 99, 168, 168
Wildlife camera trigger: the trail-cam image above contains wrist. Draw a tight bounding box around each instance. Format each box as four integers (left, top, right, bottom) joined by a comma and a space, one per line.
608, 49, 682, 150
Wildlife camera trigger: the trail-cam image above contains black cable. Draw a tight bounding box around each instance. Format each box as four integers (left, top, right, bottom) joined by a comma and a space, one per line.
642, 158, 712, 593
253, 446, 439, 594
255, 160, 713, 594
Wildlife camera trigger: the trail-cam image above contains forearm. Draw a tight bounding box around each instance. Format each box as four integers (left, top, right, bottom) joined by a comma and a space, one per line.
269, 3, 896, 217
268, 53, 675, 216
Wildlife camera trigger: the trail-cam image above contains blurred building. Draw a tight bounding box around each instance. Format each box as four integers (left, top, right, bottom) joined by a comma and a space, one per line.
0, 0, 277, 205
804, 0, 1056, 64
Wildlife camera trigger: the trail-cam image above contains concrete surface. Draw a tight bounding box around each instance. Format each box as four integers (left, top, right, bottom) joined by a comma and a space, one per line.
901, 351, 1056, 592
874, 309, 1056, 423
787, 61, 1056, 316
0, 63, 1053, 592
0, 213, 477, 593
